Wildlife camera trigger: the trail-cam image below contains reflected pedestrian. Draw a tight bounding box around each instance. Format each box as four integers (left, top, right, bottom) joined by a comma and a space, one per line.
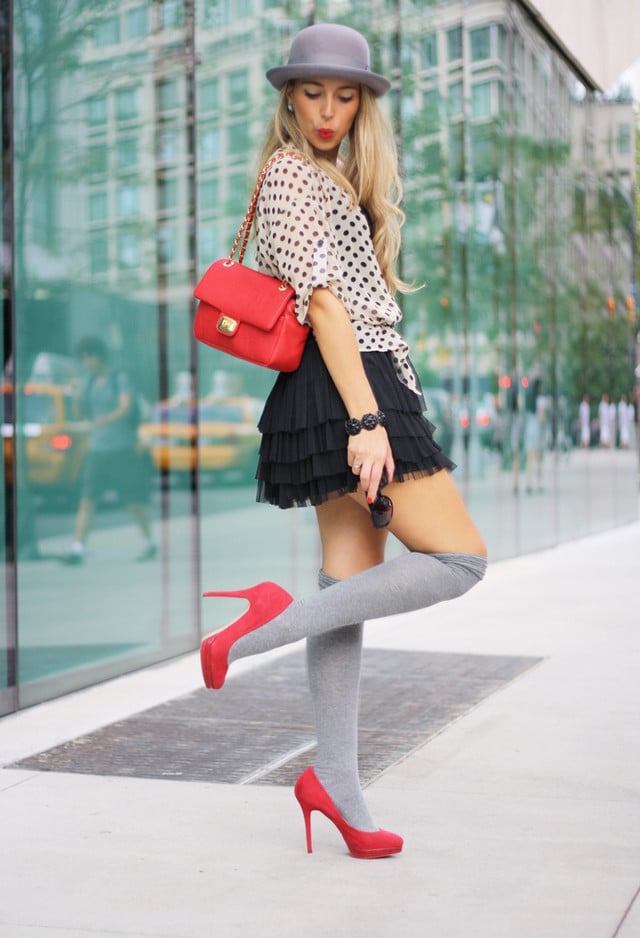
598, 393, 612, 447
608, 398, 617, 447
524, 378, 547, 493
63, 337, 157, 565
578, 394, 590, 448
509, 383, 522, 494
618, 395, 631, 449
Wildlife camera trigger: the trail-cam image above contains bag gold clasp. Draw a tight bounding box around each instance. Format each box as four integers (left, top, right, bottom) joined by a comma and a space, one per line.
217, 315, 239, 336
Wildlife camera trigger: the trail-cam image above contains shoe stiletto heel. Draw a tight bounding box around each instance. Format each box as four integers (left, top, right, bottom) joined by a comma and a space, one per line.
300, 803, 314, 854
200, 582, 293, 689
294, 767, 403, 859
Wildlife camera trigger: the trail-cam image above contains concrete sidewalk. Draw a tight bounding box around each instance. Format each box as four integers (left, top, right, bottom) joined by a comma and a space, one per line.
0, 521, 639, 938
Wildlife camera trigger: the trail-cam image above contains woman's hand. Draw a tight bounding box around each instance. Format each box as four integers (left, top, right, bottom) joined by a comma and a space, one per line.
348, 425, 394, 504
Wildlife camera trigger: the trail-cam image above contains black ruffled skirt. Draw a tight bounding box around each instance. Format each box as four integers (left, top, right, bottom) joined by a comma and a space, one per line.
256, 333, 455, 509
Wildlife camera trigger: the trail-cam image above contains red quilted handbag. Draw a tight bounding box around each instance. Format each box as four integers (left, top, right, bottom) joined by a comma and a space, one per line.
193, 151, 309, 372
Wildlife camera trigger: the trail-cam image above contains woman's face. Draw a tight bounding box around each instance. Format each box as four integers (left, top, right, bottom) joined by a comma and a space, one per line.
287, 78, 361, 162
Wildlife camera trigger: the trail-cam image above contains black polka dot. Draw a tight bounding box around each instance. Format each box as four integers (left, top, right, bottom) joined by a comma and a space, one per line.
253, 150, 419, 394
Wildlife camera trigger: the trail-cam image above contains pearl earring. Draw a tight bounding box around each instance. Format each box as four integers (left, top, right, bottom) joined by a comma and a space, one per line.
287, 102, 294, 114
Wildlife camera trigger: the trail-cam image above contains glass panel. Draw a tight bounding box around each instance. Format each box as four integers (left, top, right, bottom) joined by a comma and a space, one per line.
94, 15, 120, 48
12, 0, 198, 707
160, 0, 184, 29
87, 95, 108, 126
204, 0, 232, 27
470, 26, 491, 62
195, 4, 320, 617
617, 123, 631, 154
115, 87, 140, 123
199, 126, 220, 164
116, 136, 139, 171
158, 128, 179, 164
158, 175, 178, 212
447, 25, 463, 62
158, 78, 180, 113
88, 190, 108, 223
4, 0, 636, 712
158, 224, 178, 264
117, 230, 142, 268
90, 237, 109, 274
388, 6, 636, 560
447, 80, 463, 117
1, 15, 16, 713
199, 78, 220, 114
421, 33, 438, 70
88, 142, 109, 176
228, 70, 249, 109
116, 183, 140, 219
471, 80, 493, 118
126, 7, 149, 40
228, 120, 249, 158
198, 177, 219, 213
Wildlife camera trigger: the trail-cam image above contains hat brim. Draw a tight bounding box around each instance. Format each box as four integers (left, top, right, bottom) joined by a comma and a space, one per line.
266, 64, 390, 97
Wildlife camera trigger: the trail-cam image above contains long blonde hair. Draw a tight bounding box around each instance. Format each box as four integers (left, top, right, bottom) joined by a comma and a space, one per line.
258, 85, 408, 295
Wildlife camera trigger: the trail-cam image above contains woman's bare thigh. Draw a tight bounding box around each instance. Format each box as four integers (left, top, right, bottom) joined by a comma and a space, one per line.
315, 495, 388, 580
349, 470, 486, 556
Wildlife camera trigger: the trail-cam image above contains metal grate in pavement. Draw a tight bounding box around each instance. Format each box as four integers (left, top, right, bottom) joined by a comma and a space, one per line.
13, 649, 540, 786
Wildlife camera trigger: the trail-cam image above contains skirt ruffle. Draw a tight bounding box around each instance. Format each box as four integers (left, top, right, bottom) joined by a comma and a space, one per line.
256, 334, 455, 509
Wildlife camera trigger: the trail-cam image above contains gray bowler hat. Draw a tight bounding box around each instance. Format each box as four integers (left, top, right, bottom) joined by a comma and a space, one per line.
266, 24, 391, 97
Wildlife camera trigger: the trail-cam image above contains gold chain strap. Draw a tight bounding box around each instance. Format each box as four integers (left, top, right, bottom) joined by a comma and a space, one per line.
226, 150, 306, 266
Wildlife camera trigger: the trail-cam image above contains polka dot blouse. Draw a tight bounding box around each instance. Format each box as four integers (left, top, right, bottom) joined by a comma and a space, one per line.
255, 149, 420, 395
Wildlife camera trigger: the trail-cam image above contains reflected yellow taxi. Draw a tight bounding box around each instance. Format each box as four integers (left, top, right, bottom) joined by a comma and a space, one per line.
2, 382, 90, 495
138, 396, 262, 482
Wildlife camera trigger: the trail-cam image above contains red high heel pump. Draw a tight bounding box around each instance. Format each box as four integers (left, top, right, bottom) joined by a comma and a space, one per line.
294, 767, 403, 859
200, 582, 293, 689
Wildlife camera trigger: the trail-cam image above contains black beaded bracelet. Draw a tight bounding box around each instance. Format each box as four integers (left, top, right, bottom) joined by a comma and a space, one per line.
345, 410, 387, 436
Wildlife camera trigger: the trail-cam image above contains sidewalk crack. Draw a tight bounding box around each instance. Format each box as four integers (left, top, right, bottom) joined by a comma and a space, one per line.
612, 881, 640, 937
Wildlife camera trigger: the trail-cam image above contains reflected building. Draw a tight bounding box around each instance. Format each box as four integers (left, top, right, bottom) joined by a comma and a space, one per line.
1, 0, 637, 713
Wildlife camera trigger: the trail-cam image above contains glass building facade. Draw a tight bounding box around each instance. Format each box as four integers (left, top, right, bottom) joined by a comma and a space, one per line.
2, 0, 637, 714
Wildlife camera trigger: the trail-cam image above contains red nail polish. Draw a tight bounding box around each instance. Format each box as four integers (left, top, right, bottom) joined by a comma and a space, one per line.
367, 496, 373, 505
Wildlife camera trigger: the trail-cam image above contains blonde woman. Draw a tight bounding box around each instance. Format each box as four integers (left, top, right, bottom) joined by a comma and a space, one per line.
201, 24, 486, 859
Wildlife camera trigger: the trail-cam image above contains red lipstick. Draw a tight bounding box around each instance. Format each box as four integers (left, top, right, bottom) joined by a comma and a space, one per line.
318, 129, 334, 139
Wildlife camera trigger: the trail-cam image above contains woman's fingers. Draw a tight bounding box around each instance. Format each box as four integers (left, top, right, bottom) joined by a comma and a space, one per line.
348, 428, 393, 503
384, 453, 395, 485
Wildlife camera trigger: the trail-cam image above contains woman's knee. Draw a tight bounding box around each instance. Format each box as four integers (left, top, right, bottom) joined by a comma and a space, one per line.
430, 550, 488, 596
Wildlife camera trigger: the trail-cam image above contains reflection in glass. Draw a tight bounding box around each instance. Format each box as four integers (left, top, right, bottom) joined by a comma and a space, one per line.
2, 0, 636, 714
10, 0, 199, 707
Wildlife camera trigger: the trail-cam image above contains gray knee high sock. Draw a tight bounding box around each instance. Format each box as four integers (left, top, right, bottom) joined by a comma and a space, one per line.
230, 551, 486, 661
307, 571, 376, 832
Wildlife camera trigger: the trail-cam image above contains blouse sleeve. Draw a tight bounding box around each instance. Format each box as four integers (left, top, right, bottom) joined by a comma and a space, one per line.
255, 155, 344, 325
